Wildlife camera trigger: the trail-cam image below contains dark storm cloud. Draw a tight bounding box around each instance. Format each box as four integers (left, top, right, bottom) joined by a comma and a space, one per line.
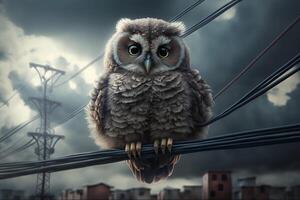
1, 0, 300, 193
1, 0, 178, 57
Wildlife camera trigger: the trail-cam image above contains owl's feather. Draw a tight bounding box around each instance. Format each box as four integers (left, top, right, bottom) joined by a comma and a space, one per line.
87, 70, 212, 183
88, 70, 212, 147
116, 18, 185, 37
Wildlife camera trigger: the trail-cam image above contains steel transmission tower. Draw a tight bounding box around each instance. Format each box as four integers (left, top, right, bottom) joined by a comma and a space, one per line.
28, 63, 65, 200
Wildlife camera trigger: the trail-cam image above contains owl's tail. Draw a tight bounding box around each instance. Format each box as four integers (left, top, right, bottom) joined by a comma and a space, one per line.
126, 154, 180, 183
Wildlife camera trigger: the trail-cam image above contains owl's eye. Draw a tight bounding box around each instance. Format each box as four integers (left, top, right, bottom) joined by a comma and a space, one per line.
157, 46, 169, 58
128, 44, 141, 56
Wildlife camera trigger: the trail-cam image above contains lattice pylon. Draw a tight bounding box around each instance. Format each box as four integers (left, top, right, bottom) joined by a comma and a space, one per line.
28, 63, 65, 200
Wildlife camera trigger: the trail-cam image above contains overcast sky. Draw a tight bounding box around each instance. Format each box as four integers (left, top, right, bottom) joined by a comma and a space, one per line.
0, 0, 300, 196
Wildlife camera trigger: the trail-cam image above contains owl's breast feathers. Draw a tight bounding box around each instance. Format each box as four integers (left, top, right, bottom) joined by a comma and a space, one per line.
87, 69, 213, 149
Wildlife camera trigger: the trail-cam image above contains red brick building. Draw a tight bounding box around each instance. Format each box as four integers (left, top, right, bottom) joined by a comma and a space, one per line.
202, 171, 232, 200
82, 183, 112, 200
60, 182, 113, 200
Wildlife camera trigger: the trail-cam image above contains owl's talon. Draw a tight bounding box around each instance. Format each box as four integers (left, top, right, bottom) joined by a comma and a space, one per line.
167, 138, 173, 153
154, 140, 159, 155
136, 142, 142, 157
130, 142, 137, 158
161, 138, 167, 154
125, 143, 131, 158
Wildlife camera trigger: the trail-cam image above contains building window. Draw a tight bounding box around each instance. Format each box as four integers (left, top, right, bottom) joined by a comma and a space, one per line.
218, 184, 224, 191
222, 174, 228, 181
210, 191, 215, 197
120, 193, 125, 200
139, 190, 145, 196
212, 174, 217, 180
260, 186, 265, 193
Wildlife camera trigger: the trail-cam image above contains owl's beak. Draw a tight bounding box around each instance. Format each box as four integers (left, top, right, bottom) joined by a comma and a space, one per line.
143, 53, 152, 74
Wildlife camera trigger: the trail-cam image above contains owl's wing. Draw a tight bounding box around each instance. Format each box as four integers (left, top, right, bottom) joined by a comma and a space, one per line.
87, 73, 110, 142
187, 69, 214, 126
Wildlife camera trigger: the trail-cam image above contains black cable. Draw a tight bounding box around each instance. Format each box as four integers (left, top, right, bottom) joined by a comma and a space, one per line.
0, 123, 299, 174
199, 52, 300, 127
0, 125, 300, 179
54, 54, 104, 87
169, 0, 206, 22
53, 103, 87, 128
0, 86, 24, 110
0, 136, 27, 155
181, 0, 242, 38
0, 139, 35, 160
213, 16, 300, 99
0, 115, 39, 143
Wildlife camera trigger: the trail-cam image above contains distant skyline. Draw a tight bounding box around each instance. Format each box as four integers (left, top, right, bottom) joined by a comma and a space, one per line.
0, 0, 300, 196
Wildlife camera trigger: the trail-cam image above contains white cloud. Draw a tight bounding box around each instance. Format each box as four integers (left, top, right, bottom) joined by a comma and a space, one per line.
0, 13, 104, 129
267, 67, 300, 107
68, 80, 77, 90
0, 12, 104, 192
82, 66, 100, 85
216, 7, 236, 21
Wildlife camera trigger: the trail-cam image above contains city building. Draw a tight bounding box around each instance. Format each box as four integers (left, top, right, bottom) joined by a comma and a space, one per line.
82, 183, 113, 200
109, 189, 130, 200
0, 189, 25, 200
60, 189, 73, 200
60, 182, 113, 200
57, 174, 300, 200
127, 187, 151, 200
202, 171, 232, 200
287, 185, 300, 200
234, 177, 287, 200
234, 177, 257, 200
157, 187, 181, 200
237, 177, 256, 188
181, 185, 202, 200
268, 186, 286, 200
150, 194, 158, 200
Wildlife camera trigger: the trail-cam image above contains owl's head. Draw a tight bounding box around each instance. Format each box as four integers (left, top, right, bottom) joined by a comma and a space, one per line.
104, 18, 190, 75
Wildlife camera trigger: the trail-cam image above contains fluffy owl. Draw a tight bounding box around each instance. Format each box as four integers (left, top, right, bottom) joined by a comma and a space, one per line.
87, 18, 213, 183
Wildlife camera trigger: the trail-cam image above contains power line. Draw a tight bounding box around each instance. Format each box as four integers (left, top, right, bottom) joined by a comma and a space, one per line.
169, 0, 206, 22
54, 54, 104, 88
0, 86, 24, 110
2, 123, 300, 169
0, 136, 27, 154
199, 52, 300, 127
0, 139, 34, 160
213, 15, 300, 100
0, 91, 17, 109
1, 123, 299, 170
28, 63, 65, 199
53, 103, 87, 129
0, 123, 299, 179
181, 0, 242, 38
0, 115, 39, 143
